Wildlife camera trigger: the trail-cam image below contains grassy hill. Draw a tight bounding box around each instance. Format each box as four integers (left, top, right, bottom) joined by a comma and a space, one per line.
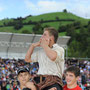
23, 12, 88, 22
0, 12, 89, 36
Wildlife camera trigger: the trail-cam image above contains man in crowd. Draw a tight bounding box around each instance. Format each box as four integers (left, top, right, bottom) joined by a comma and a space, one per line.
25, 27, 64, 90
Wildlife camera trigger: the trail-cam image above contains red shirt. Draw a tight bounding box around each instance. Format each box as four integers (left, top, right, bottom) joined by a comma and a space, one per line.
63, 85, 82, 90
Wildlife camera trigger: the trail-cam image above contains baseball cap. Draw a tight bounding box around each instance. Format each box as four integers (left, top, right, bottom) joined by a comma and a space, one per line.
17, 67, 29, 75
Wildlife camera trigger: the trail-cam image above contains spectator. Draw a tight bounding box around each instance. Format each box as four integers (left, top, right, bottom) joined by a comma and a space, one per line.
13, 67, 36, 90
63, 66, 82, 90
1, 81, 7, 90
81, 72, 87, 85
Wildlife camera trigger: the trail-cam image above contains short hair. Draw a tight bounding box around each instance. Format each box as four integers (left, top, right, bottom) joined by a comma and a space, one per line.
44, 27, 58, 43
65, 66, 80, 77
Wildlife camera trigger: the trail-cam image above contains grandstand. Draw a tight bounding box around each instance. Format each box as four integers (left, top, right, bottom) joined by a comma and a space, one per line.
0, 32, 70, 59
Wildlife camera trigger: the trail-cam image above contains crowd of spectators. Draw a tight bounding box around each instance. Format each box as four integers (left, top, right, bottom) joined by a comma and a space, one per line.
0, 57, 90, 90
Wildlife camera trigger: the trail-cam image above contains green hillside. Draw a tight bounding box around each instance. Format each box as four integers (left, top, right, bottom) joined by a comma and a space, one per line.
24, 12, 88, 22
0, 12, 89, 35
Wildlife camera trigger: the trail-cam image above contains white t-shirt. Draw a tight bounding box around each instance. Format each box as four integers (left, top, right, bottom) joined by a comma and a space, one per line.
31, 44, 65, 78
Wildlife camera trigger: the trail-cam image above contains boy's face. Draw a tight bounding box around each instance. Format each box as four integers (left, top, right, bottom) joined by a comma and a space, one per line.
18, 72, 30, 85
65, 72, 79, 86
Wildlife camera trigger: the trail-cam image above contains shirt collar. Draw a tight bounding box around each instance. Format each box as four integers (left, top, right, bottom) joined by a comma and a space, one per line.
52, 44, 57, 48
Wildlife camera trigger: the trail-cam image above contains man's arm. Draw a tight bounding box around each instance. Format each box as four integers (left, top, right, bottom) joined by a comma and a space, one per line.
25, 44, 35, 63
40, 38, 57, 61
25, 41, 40, 63
43, 45, 57, 61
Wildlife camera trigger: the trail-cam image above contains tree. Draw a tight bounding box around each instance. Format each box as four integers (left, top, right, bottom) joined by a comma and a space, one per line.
56, 16, 59, 20
14, 20, 23, 30
32, 23, 43, 34
88, 20, 90, 25
22, 30, 31, 34
63, 9, 67, 13
73, 21, 81, 29
58, 25, 67, 32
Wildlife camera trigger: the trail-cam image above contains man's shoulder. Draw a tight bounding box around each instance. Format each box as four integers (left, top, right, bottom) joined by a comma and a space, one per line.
53, 44, 64, 51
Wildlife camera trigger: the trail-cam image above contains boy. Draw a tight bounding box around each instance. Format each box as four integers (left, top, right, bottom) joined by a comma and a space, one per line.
14, 67, 36, 90
63, 66, 82, 90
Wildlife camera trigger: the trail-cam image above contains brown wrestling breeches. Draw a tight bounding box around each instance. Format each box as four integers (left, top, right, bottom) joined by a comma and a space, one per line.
32, 75, 63, 90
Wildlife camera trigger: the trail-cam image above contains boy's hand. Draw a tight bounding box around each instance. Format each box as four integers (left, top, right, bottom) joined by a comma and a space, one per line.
25, 82, 36, 90
32, 41, 41, 48
40, 37, 50, 47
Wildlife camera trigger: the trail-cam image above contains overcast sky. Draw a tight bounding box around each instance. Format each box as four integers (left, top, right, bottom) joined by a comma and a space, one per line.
0, 0, 90, 20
